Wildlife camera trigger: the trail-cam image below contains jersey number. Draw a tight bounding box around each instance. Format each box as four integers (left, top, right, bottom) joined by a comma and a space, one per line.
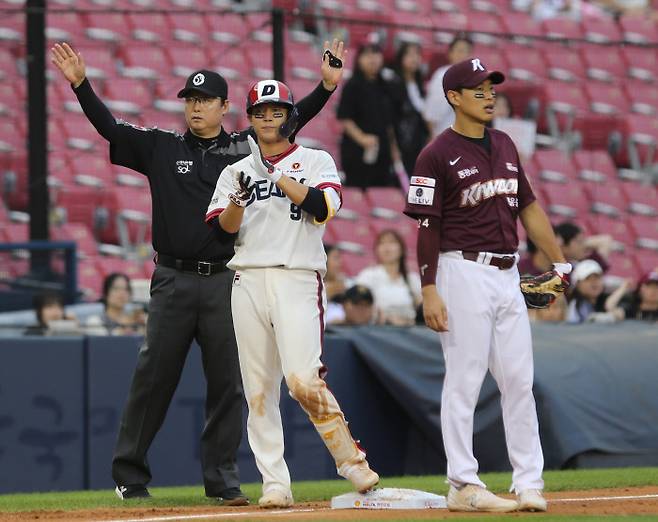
290, 203, 302, 221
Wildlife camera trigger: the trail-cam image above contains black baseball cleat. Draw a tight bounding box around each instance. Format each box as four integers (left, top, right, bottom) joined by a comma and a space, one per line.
115, 485, 151, 500
211, 487, 249, 506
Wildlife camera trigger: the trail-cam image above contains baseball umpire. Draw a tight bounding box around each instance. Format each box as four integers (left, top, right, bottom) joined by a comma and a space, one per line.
51, 40, 346, 503
404, 58, 571, 512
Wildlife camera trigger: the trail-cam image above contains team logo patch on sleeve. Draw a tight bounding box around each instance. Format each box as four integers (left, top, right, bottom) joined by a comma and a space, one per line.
408, 186, 435, 205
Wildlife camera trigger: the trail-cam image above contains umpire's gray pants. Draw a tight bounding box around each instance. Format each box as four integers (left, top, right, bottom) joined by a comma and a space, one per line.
111, 265, 243, 496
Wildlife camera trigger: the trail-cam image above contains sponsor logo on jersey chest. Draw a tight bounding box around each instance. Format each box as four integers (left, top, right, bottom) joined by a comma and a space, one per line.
457, 166, 479, 179
176, 160, 193, 174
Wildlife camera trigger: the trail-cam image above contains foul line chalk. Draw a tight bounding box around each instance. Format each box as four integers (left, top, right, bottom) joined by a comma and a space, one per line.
94, 507, 319, 522
552, 493, 658, 503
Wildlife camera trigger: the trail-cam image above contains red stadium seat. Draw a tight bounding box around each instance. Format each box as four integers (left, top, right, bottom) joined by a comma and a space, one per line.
572, 149, 617, 183
619, 15, 658, 44
634, 249, 658, 274
0, 13, 23, 43
68, 152, 114, 185
584, 82, 628, 115
587, 214, 635, 251
119, 46, 171, 79
97, 256, 147, 280
77, 258, 104, 301
622, 47, 657, 82
581, 16, 622, 43
104, 77, 153, 113
167, 13, 211, 44
140, 108, 186, 134
540, 180, 590, 219
167, 46, 211, 78
620, 181, 658, 216
500, 12, 544, 39
51, 222, 99, 258
580, 45, 626, 83
326, 217, 375, 254
210, 13, 252, 44
46, 12, 86, 43
244, 43, 274, 77
624, 80, 658, 115
533, 149, 578, 183
209, 47, 251, 80
623, 113, 658, 171
606, 251, 641, 282
127, 13, 172, 43
542, 47, 586, 82
504, 47, 546, 82
76, 46, 117, 79
471, 47, 508, 74
58, 113, 105, 151
56, 186, 105, 226
340, 251, 377, 277
585, 181, 627, 217
1, 222, 29, 243
542, 18, 582, 40
287, 42, 321, 80
630, 217, 658, 251
84, 12, 132, 42
366, 187, 406, 218
337, 187, 371, 220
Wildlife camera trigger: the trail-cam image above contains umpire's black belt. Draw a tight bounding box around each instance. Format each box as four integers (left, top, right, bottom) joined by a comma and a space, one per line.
157, 254, 229, 276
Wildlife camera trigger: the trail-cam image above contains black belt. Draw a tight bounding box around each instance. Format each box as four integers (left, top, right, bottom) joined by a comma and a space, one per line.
156, 254, 229, 276
461, 251, 516, 270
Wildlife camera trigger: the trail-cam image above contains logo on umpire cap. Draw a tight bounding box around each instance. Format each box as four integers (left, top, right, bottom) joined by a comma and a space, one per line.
193, 73, 205, 86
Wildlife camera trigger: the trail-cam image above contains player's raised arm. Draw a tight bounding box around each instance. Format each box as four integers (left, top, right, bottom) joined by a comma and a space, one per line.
289, 39, 346, 139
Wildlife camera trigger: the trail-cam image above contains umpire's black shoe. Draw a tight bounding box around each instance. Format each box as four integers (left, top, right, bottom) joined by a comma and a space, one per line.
212, 487, 249, 506
115, 485, 151, 500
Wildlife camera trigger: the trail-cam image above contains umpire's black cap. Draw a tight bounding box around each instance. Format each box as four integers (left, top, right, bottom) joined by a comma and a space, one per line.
177, 70, 228, 99
443, 57, 505, 94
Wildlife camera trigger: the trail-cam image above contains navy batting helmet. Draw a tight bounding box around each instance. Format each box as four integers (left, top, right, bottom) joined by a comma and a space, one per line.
246, 80, 294, 114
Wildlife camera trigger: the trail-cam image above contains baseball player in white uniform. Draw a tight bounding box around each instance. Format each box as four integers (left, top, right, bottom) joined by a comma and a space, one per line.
206, 80, 379, 508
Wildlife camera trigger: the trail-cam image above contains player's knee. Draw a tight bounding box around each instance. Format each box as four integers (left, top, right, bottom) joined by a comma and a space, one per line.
286, 373, 336, 418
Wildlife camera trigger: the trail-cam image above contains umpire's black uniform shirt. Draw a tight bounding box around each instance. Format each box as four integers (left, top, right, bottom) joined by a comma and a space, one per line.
72, 77, 332, 495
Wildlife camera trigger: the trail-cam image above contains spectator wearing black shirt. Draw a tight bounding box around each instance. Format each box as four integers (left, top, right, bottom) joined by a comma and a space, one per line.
337, 43, 401, 188
51, 40, 345, 503
388, 42, 430, 176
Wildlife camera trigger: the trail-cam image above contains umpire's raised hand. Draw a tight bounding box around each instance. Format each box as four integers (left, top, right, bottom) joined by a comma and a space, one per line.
51, 42, 86, 88
320, 39, 347, 92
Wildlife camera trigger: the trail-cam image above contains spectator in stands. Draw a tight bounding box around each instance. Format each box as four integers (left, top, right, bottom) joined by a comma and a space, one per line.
342, 285, 376, 325
518, 237, 553, 276
337, 42, 402, 188
86, 273, 146, 336
566, 260, 626, 323
355, 229, 421, 326
24, 291, 77, 335
423, 33, 473, 138
621, 270, 658, 322
493, 91, 512, 120
388, 42, 431, 176
554, 221, 613, 274
527, 0, 582, 20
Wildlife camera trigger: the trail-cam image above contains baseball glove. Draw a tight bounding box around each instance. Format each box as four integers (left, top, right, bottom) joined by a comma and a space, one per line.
520, 270, 569, 309
228, 171, 254, 207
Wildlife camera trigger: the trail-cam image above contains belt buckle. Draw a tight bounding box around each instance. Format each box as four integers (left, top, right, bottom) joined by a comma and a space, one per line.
198, 261, 212, 276
498, 256, 515, 270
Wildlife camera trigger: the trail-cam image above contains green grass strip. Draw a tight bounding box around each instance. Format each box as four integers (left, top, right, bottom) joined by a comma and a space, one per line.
0, 467, 657, 513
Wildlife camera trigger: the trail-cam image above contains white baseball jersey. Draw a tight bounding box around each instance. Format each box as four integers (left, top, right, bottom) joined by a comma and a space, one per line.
206, 144, 341, 276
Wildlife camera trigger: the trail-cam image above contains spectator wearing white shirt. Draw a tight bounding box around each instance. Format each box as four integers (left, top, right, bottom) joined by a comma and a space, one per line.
356, 229, 421, 326
423, 34, 473, 138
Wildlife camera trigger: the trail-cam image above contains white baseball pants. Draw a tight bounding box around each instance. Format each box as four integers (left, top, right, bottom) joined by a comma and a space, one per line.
230, 267, 337, 496
437, 252, 544, 493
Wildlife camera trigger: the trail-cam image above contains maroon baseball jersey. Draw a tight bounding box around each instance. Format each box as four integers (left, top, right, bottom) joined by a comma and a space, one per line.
404, 128, 536, 253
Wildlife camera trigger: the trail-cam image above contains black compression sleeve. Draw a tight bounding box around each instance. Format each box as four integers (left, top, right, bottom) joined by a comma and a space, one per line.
417, 216, 441, 287
300, 186, 329, 222
72, 77, 119, 142
292, 82, 333, 140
